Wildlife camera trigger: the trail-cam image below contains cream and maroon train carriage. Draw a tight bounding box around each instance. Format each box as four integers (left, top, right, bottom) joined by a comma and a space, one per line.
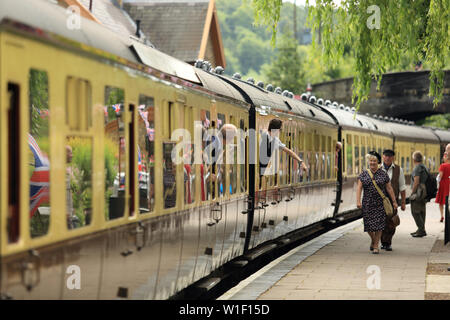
1, 0, 448, 300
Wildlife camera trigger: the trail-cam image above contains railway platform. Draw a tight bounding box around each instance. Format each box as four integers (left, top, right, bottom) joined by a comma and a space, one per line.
219, 202, 450, 300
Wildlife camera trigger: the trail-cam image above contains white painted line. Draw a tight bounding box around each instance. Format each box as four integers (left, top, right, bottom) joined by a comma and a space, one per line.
217, 218, 362, 300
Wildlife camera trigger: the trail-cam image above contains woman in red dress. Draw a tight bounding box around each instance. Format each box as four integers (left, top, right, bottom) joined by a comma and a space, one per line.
435, 152, 450, 222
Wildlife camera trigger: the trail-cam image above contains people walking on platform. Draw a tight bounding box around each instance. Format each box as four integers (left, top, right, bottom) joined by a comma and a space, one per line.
410, 151, 428, 237
380, 149, 406, 251
356, 151, 398, 254
435, 152, 450, 223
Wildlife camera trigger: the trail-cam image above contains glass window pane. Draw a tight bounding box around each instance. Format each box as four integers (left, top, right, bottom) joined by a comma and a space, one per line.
104, 87, 126, 220
321, 153, 326, 179
29, 69, 50, 238
239, 119, 247, 193
228, 116, 238, 195
346, 134, 353, 175
184, 143, 195, 204
201, 109, 212, 201
66, 136, 93, 229
163, 142, 177, 209
138, 95, 155, 212
217, 113, 226, 197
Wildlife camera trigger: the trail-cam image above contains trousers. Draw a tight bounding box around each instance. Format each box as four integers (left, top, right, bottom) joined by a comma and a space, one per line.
381, 214, 397, 246
411, 200, 426, 233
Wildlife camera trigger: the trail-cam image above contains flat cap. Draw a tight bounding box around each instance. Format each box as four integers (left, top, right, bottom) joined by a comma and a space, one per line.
383, 149, 395, 156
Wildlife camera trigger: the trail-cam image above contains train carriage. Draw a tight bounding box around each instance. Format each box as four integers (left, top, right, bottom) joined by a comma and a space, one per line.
1, 0, 449, 300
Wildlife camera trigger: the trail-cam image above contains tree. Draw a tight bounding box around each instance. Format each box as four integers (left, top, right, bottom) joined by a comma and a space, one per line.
263, 31, 305, 93
250, 0, 450, 109
416, 114, 450, 129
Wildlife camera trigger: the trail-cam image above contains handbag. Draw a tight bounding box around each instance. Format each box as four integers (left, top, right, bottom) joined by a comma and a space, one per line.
367, 170, 394, 217
391, 213, 400, 227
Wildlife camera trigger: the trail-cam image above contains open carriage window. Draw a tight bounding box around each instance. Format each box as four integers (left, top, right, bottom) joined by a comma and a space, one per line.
104, 86, 126, 220
183, 106, 195, 205
163, 142, 177, 209
138, 95, 155, 213
66, 136, 93, 229
28, 69, 51, 238
239, 118, 247, 193
200, 109, 212, 201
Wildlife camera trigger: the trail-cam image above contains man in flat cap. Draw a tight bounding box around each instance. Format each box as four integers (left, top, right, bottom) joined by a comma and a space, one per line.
380, 149, 406, 251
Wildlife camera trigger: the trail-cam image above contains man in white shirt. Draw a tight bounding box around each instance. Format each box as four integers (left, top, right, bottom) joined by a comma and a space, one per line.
259, 118, 308, 178
380, 149, 407, 251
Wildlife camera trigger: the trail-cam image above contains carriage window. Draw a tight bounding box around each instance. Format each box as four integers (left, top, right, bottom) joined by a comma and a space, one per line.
229, 116, 238, 195
327, 153, 331, 179
354, 136, 360, 175
346, 134, 353, 175
401, 157, 405, 170
8, 83, 21, 243
361, 145, 366, 170
239, 119, 247, 193
201, 109, 212, 201
29, 70, 51, 238
138, 95, 155, 213
66, 136, 93, 229
217, 113, 226, 197
321, 153, 326, 180
406, 157, 411, 173
104, 86, 126, 220
314, 153, 319, 181
182, 106, 195, 204
305, 152, 311, 182
163, 143, 177, 209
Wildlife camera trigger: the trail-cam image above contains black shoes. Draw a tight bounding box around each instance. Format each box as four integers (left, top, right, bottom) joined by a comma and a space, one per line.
381, 244, 393, 251
411, 232, 427, 237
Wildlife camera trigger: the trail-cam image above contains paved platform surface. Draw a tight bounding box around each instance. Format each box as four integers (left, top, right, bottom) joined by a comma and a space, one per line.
218, 202, 450, 300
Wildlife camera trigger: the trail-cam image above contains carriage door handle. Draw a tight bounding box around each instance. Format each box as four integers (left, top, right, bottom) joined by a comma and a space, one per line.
211, 202, 223, 224
21, 249, 41, 291
135, 222, 146, 251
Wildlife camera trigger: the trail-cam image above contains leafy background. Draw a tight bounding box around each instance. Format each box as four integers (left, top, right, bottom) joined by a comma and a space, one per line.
216, 0, 450, 128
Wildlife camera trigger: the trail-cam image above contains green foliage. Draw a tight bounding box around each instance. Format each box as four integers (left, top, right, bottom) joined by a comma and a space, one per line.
416, 114, 450, 129
250, 0, 450, 109
67, 137, 93, 224
217, 0, 356, 91
263, 31, 305, 92
29, 69, 49, 140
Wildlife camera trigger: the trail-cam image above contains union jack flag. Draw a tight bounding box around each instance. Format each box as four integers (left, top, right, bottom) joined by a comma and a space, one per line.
138, 145, 143, 172
28, 133, 50, 218
112, 104, 121, 114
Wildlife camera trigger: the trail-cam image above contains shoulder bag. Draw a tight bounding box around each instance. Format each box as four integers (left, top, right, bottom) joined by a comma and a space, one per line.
367, 170, 394, 217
